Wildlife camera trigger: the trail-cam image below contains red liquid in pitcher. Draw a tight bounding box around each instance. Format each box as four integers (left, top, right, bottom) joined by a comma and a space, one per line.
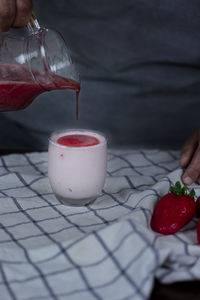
0, 64, 80, 119
0, 81, 43, 111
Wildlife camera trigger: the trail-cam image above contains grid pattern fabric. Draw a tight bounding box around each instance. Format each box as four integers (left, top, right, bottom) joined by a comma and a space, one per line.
0, 149, 200, 300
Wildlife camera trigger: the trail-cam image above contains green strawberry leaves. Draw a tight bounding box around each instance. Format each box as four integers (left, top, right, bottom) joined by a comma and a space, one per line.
170, 181, 195, 199
189, 188, 196, 198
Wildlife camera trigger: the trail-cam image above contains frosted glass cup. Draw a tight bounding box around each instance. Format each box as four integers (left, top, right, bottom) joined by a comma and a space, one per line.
48, 129, 107, 206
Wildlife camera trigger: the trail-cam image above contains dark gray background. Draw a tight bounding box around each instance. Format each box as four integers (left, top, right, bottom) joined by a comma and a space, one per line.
1, 0, 200, 150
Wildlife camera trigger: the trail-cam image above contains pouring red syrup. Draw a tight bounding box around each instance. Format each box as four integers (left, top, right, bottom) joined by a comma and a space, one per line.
57, 134, 100, 147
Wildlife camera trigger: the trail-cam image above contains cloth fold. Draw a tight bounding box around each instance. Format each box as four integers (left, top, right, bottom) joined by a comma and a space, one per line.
0, 149, 200, 300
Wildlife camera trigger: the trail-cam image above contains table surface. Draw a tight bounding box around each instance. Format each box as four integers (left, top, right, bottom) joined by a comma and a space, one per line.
0, 149, 200, 300
150, 279, 200, 300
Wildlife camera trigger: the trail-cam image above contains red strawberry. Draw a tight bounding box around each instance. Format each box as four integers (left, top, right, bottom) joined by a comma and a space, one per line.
197, 218, 200, 244
196, 197, 200, 217
151, 181, 196, 234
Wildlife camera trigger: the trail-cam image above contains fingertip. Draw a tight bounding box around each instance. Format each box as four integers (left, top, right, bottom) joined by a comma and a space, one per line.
182, 175, 193, 185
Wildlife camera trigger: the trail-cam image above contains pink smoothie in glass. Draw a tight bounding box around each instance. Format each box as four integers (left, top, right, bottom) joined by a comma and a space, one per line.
48, 129, 107, 206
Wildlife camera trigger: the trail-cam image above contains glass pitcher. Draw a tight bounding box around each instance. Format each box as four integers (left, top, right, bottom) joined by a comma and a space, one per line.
0, 12, 80, 111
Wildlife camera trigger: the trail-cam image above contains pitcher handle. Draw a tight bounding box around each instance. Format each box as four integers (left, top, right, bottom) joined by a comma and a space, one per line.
26, 11, 41, 32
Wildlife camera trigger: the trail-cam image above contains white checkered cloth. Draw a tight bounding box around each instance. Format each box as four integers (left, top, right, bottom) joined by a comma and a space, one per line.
0, 149, 200, 300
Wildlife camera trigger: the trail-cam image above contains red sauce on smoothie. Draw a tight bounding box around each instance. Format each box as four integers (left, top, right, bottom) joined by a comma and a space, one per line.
57, 134, 100, 147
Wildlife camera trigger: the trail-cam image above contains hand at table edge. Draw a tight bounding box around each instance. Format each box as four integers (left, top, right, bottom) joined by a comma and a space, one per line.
180, 129, 200, 185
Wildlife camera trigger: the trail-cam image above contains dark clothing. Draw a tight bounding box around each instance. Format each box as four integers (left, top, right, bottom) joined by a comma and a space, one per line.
2, 0, 200, 150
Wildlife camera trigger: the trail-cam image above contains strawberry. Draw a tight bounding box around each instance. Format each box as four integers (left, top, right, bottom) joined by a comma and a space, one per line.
151, 181, 196, 234
196, 197, 200, 217
197, 218, 200, 244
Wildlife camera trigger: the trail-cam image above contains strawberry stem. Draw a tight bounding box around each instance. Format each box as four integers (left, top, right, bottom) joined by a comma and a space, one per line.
189, 188, 195, 198
169, 181, 195, 198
